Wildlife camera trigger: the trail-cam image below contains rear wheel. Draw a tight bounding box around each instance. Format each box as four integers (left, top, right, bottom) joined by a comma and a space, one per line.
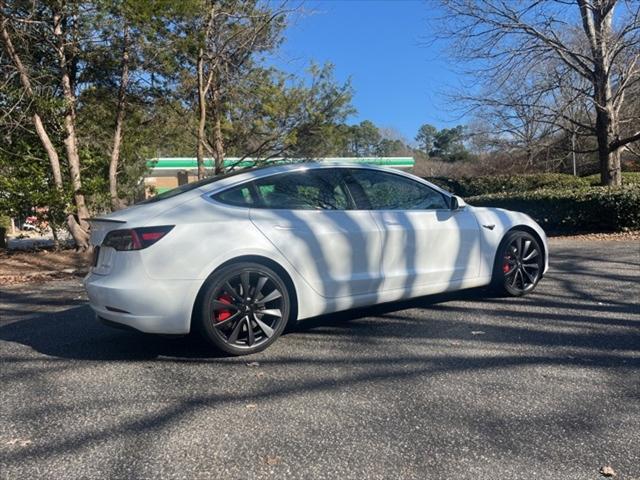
198, 262, 290, 355
492, 231, 543, 296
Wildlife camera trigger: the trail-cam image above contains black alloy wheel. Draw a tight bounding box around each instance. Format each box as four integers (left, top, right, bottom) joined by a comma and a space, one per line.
198, 262, 290, 355
494, 231, 543, 296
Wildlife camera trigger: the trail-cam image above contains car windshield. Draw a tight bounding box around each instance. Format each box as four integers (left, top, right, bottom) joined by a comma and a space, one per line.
137, 166, 268, 204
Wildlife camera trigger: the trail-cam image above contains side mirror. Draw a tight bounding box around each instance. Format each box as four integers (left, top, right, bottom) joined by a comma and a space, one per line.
450, 195, 465, 211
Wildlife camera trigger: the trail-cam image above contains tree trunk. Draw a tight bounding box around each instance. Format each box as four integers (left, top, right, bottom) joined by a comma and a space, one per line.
109, 23, 130, 211
580, 0, 621, 187
594, 89, 621, 187
211, 85, 225, 175
196, 47, 207, 180
53, 11, 91, 250
0, 18, 64, 190
608, 149, 622, 186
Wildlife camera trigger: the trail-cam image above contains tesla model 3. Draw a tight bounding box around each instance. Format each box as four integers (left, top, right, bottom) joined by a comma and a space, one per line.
85, 163, 548, 355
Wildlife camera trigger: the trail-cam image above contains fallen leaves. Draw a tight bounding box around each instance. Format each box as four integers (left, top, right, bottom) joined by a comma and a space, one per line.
263, 455, 282, 466
600, 466, 616, 477
0, 249, 89, 285
6, 438, 32, 447
552, 230, 640, 242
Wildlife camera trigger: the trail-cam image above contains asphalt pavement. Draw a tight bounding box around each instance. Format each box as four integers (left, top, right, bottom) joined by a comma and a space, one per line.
1, 238, 639, 480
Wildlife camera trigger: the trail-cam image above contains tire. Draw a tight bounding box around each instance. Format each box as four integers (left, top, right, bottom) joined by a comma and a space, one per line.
492, 230, 544, 297
197, 262, 291, 355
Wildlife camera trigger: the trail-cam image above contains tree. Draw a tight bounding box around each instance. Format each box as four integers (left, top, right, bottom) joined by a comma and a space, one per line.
346, 120, 382, 157
176, 0, 289, 177
415, 124, 437, 155
431, 125, 469, 162
414, 123, 469, 161
223, 63, 354, 162
81, 0, 186, 210
1, 0, 91, 249
437, 0, 640, 186
0, 0, 355, 250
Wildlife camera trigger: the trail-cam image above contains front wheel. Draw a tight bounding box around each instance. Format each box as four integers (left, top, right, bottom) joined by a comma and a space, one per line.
197, 262, 291, 355
492, 231, 543, 296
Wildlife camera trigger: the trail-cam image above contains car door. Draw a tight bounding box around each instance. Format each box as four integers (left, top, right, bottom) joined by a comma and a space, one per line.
248, 168, 383, 298
344, 168, 481, 292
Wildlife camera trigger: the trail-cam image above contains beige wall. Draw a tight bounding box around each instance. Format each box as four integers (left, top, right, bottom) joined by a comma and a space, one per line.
143, 172, 202, 197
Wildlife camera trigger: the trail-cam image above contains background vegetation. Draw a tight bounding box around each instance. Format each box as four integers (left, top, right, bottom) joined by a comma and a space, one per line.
1, 0, 639, 248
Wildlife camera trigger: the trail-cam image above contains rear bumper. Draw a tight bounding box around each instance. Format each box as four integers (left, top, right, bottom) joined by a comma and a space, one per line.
84, 272, 202, 335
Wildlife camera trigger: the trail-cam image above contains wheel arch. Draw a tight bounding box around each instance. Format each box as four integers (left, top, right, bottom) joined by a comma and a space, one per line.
190, 254, 299, 331
507, 225, 546, 268
493, 225, 547, 280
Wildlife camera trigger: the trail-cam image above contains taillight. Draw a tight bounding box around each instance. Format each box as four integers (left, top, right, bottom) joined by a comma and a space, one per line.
102, 225, 174, 251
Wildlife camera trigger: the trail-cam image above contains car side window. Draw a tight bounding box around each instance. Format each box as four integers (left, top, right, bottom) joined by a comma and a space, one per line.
348, 169, 448, 210
213, 185, 256, 207
253, 169, 350, 210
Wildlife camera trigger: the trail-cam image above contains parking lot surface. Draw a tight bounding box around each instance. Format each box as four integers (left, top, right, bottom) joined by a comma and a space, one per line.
1, 238, 639, 479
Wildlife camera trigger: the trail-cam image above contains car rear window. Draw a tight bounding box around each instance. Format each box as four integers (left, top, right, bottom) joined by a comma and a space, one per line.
137, 166, 269, 204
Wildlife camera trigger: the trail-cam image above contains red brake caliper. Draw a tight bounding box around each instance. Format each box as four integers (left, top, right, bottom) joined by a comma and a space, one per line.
214, 294, 234, 322
503, 256, 511, 273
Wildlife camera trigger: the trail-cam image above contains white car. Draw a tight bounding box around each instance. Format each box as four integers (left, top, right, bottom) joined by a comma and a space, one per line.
85, 163, 548, 355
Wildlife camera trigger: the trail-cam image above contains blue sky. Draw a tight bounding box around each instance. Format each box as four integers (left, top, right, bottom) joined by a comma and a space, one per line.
272, 0, 461, 144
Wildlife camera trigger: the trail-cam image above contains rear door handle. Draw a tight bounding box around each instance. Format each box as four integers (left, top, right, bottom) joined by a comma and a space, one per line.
274, 224, 296, 231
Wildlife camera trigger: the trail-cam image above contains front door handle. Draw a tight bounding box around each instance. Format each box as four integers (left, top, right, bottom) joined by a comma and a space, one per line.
274, 224, 296, 231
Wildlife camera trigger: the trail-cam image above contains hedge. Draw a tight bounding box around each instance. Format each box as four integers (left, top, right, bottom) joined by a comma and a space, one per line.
425, 173, 591, 197
467, 185, 640, 234
426, 172, 640, 196
585, 172, 640, 186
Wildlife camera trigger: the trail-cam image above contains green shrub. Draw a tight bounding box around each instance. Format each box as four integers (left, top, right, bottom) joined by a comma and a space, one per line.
425, 173, 590, 197
467, 185, 640, 234
584, 172, 640, 186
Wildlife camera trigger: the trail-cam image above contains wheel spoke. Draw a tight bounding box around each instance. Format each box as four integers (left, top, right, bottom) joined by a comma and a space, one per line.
523, 249, 539, 261
224, 281, 244, 303
523, 263, 540, 269
260, 289, 282, 304
516, 238, 523, 258
246, 317, 255, 346
260, 308, 282, 318
211, 300, 240, 311
255, 276, 269, 299
254, 316, 274, 337
240, 272, 251, 299
523, 240, 531, 257
510, 270, 519, 287
227, 316, 246, 343
522, 268, 536, 283
213, 311, 241, 328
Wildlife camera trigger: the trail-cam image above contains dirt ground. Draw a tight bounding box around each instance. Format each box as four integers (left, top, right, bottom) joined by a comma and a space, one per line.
0, 249, 90, 286
0, 231, 638, 286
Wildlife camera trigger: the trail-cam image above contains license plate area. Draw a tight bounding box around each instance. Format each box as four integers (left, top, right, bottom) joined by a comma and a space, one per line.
92, 246, 115, 275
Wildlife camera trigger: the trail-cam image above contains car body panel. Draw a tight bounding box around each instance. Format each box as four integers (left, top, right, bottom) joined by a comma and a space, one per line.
249, 208, 382, 298
367, 207, 482, 292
